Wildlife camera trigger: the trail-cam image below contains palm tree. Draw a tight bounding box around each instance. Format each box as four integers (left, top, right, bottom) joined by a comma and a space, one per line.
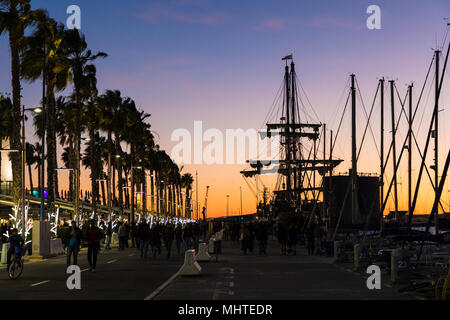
181, 173, 194, 218
62, 28, 107, 217
55, 96, 78, 203
22, 15, 70, 204
121, 98, 151, 223
97, 89, 122, 215
0, 0, 44, 204
82, 132, 106, 208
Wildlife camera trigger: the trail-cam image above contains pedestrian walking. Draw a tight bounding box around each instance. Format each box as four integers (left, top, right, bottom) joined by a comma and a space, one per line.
306, 220, 317, 256
124, 221, 130, 248
131, 222, 138, 248
105, 221, 112, 250
277, 222, 288, 255
86, 220, 104, 272
118, 222, 127, 250
175, 224, 183, 256
149, 223, 162, 258
65, 221, 82, 267
287, 224, 298, 255
255, 221, 268, 255
137, 220, 150, 258
163, 224, 175, 259
183, 223, 193, 250
314, 223, 325, 255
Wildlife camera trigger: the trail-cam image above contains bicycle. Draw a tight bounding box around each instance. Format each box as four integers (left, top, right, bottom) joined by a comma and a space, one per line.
8, 246, 26, 280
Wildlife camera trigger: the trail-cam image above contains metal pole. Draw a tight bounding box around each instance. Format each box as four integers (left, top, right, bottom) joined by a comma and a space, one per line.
350, 74, 358, 224
40, 42, 46, 221
389, 80, 399, 220
322, 124, 326, 219
227, 195, 229, 217
379, 78, 384, 231
21, 105, 25, 239
408, 84, 413, 222
434, 50, 440, 235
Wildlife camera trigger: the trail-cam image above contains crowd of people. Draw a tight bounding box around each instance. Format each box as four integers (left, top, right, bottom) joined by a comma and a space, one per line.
61, 219, 210, 272
1, 214, 329, 274
218, 217, 328, 257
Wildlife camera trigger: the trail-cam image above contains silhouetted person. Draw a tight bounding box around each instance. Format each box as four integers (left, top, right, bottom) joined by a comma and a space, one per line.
65, 221, 82, 267
138, 220, 150, 258
277, 223, 288, 255
86, 220, 104, 272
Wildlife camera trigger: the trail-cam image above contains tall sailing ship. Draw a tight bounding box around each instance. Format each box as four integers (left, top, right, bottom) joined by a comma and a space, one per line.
241, 55, 381, 232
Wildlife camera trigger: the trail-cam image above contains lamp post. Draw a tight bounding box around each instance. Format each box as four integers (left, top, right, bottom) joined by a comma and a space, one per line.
21, 105, 42, 238
226, 194, 230, 218
130, 166, 141, 224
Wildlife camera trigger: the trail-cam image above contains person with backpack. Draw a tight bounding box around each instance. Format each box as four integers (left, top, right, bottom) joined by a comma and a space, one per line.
86, 220, 104, 272
65, 221, 82, 267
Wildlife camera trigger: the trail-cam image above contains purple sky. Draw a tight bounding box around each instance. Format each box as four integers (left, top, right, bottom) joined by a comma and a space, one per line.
0, 0, 449, 216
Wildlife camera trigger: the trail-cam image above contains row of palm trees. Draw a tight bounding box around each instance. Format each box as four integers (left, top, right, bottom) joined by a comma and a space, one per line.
0, 0, 195, 221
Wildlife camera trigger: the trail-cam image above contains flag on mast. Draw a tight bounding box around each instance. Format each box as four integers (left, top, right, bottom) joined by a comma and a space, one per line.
282, 54, 293, 60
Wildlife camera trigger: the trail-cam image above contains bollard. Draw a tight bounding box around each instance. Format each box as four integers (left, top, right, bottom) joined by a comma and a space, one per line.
178, 249, 202, 276
195, 242, 211, 262
354, 243, 369, 271
1, 243, 10, 264
208, 237, 215, 254
391, 248, 411, 284
50, 238, 65, 255
333, 240, 346, 263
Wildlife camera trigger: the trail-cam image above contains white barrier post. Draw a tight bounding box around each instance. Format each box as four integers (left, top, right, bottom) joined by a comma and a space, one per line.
1, 243, 10, 264
178, 249, 202, 275
195, 242, 211, 262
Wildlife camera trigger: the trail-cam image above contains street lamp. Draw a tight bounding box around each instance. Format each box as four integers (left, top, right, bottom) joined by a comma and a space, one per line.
19, 106, 42, 238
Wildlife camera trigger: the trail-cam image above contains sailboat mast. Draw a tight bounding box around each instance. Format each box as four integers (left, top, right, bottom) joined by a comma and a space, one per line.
434, 49, 440, 234
291, 61, 298, 200
351, 74, 358, 224
408, 84, 413, 222
380, 77, 385, 230
284, 64, 291, 197
390, 80, 399, 221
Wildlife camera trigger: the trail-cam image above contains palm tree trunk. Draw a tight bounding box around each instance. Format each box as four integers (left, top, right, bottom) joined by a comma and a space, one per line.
89, 123, 98, 211
37, 163, 41, 196
100, 172, 106, 205
9, 33, 22, 205
115, 136, 123, 215
46, 83, 57, 203
112, 163, 116, 202
150, 170, 155, 214
156, 172, 160, 216
143, 170, 147, 217
28, 163, 33, 193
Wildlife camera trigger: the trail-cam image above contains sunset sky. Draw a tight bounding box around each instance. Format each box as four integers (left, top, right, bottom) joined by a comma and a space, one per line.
1, 0, 449, 217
